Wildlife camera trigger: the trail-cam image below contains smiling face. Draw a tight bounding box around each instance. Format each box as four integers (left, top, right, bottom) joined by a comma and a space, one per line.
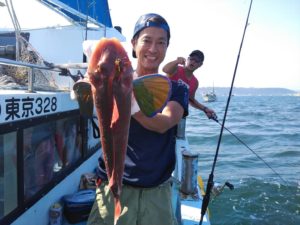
132, 27, 168, 76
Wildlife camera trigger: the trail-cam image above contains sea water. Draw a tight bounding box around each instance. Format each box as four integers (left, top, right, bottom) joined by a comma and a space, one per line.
186, 95, 300, 225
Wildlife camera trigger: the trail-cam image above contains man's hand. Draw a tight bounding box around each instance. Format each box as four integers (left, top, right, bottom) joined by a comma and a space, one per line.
203, 107, 217, 120
176, 57, 186, 66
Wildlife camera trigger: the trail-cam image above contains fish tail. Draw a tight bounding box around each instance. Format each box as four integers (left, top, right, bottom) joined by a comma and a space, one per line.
114, 197, 121, 225
108, 176, 122, 223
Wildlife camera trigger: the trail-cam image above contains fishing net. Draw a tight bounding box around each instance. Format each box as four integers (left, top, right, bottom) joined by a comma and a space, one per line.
0, 35, 59, 91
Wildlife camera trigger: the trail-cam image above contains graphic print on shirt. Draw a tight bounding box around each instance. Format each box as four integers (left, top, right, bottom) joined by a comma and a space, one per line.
177, 79, 190, 90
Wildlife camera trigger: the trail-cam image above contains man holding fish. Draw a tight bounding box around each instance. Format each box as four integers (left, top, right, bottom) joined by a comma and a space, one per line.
85, 13, 188, 225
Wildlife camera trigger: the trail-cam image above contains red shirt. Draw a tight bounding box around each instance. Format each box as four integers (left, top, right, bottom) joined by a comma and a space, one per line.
168, 66, 198, 98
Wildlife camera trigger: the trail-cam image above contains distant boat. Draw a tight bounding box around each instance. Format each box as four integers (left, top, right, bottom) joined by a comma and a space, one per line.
202, 85, 217, 102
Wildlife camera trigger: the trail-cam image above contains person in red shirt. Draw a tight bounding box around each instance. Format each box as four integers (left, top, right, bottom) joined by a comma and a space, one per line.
163, 50, 216, 119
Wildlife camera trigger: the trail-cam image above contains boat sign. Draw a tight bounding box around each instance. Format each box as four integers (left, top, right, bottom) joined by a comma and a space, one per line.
0, 91, 78, 123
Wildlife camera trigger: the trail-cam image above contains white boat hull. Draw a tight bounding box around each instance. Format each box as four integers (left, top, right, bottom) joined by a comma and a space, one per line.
202, 92, 217, 102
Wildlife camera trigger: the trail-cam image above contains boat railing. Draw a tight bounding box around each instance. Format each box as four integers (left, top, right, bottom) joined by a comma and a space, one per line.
0, 57, 87, 92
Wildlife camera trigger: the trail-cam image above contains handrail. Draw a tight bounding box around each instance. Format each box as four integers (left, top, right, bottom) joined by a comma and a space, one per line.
0, 57, 87, 92
0, 57, 88, 71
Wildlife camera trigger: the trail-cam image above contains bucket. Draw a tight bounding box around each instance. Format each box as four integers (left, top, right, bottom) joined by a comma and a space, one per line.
49, 202, 63, 225
177, 118, 186, 139
180, 151, 198, 195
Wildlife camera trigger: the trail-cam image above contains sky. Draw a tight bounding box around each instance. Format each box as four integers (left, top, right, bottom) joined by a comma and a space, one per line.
108, 0, 300, 91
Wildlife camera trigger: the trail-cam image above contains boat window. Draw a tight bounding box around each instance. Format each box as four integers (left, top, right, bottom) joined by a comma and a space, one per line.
24, 123, 56, 199
56, 117, 81, 167
0, 108, 100, 222
23, 117, 82, 199
0, 132, 18, 219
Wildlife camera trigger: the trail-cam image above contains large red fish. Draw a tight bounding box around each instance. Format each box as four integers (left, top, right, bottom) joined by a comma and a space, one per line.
88, 38, 132, 224
73, 38, 172, 224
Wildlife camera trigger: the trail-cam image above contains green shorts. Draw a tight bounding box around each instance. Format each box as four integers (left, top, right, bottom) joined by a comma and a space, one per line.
87, 181, 178, 225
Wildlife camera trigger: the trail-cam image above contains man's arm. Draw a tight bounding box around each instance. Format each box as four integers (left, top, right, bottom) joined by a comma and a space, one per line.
162, 57, 186, 76
189, 97, 216, 119
132, 100, 184, 133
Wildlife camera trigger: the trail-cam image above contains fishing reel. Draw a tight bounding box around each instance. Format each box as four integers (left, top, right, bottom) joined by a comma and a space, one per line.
211, 181, 234, 200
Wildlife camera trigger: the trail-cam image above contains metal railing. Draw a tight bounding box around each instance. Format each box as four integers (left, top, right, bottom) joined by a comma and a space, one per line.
0, 57, 87, 92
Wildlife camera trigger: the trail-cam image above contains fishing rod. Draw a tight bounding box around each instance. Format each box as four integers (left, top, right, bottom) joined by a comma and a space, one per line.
199, 0, 253, 224
212, 118, 287, 184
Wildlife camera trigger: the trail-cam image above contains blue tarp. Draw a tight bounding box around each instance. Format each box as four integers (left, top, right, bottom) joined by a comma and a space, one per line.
42, 0, 113, 27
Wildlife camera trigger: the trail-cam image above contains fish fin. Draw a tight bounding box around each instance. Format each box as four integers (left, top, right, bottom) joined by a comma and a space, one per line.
133, 74, 171, 117
114, 197, 121, 225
